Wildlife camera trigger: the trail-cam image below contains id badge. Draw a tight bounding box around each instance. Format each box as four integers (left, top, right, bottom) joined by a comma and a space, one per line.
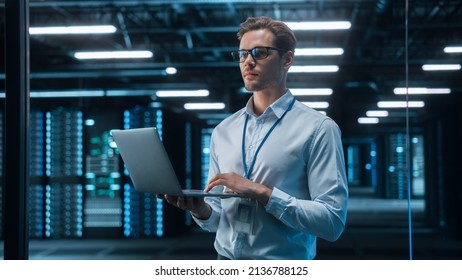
235, 198, 257, 235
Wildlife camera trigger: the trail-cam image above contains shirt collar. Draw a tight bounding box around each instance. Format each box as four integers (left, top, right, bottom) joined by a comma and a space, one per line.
243, 89, 294, 119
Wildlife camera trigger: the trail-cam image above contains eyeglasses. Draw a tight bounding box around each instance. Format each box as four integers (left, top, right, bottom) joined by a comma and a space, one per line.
231, 46, 289, 63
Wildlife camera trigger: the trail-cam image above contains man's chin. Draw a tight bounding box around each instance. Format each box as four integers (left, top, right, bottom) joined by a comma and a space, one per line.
244, 84, 261, 92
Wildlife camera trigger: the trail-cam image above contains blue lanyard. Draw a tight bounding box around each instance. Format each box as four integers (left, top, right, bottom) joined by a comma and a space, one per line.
241, 97, 296, 179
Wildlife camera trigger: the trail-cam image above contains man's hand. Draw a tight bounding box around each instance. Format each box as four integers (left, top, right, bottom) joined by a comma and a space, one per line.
205, 172, 273, 206
157, 195, 212, 220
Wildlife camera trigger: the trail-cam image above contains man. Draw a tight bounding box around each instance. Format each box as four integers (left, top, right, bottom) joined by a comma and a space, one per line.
163, 16, 348, 260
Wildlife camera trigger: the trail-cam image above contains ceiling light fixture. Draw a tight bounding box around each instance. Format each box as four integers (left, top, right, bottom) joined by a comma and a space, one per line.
31, 90, 105, 98
366, 110, 389, 117
0, 90, 157, 98
394, 87, 451, 94
289, 65, 339, 73
358, 117, 379, 124
291, 88, 333, 96
422, 64, 461, 71
30, 25, 117, 35
444, 46, 462, 53
301, 102, 329, 109
156, 90, 209, 97
377, 101, 425, 108
295, 48, 344, 56
184, 103, 225, 110
74, 51, 153, 60
106, 90, 152, 97
165, 67, 178, 75
285, 21, 351, 30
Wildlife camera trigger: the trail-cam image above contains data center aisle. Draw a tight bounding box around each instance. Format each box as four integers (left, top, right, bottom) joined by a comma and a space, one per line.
2, 195, 461, 260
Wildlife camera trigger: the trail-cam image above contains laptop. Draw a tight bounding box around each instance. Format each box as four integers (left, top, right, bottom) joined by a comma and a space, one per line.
110, 127, 242, 198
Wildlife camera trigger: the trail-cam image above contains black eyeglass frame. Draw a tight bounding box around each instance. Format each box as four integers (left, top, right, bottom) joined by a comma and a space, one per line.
231, 46, 290, 63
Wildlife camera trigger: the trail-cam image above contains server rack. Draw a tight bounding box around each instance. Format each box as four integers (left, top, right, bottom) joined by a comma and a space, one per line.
45, 108, 84, 238
83, 109, 123, 238
1, 104, 190, 240
122, 106, 164, 238
386, 133, 426, 199
29, 110, 45, 238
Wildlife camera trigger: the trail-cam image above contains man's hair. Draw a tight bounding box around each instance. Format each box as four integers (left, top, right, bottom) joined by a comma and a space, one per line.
237, 16, 297, 51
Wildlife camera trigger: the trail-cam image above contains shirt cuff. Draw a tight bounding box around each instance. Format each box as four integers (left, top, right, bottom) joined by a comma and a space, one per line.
191, 206, 220, 229
265, 187, 292, 219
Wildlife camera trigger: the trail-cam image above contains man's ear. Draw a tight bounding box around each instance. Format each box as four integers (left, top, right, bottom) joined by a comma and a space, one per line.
283, 50, 294, 69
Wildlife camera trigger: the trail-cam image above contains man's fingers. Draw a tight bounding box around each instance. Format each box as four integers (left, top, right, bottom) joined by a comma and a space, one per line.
185, 197, 197, 209
176, 196, 186, 209
165, 195, 181, 207
205, 177, 226, 192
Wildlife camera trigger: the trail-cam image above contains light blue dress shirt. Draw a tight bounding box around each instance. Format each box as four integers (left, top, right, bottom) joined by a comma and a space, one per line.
192, 91, 348, 260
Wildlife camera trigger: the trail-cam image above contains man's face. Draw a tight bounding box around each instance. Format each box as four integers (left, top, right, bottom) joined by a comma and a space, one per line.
239, 29, 290, 92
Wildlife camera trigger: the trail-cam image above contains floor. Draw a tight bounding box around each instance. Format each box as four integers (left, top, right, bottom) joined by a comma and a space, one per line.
4, 226, 460, 260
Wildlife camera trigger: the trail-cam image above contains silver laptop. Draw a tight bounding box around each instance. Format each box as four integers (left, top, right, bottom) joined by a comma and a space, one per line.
110, 127, 241, 198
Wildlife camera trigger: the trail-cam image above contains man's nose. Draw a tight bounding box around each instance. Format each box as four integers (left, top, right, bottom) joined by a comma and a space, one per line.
243, 52, 256, 65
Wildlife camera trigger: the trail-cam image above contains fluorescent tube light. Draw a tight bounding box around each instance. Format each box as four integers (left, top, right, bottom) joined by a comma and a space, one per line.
358, 117, 379, 124
422, 64, 461, 71
444, 46, 462, 53
285, 21, 351, 30
74, 51, 153, 60
291, 88, 333, 96
301, 102, 329, 109
377, 101, 425, 108
295, 48, 344, 56
1, 89, 156, 98
106, 90, 152, 96
149, 102, 163, 108
289, 65, 339, 73
165, 67, 177, 75
366, 110, 389, 117
394, 87, 451, 94
85, 119, 96, 126
184, 103, 225, 110
30, 25, 117, 35
31, 90, 105, 98
156, 90, 209, 97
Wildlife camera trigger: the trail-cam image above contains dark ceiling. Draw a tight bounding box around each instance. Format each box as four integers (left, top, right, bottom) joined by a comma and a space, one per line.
1, 0, 462, 134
